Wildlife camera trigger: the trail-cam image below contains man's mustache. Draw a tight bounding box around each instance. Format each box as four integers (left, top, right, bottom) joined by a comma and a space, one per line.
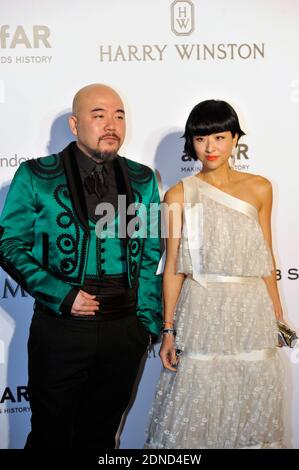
99, 133, 120, 141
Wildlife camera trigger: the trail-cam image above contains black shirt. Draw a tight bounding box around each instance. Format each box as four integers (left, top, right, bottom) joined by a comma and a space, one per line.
73, 143, 119, 221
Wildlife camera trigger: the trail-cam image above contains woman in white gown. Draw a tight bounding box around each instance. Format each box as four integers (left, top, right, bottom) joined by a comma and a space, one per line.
145, 100, 284, 449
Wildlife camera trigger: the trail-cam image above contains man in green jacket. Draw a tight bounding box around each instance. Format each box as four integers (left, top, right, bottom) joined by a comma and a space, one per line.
0, 83, 162, 448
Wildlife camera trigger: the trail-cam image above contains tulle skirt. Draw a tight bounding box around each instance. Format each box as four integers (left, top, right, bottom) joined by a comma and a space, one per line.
145, 278, 284, 449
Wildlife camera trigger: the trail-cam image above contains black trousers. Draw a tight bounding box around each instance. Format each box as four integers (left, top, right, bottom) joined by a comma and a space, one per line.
24, 309, 149, 449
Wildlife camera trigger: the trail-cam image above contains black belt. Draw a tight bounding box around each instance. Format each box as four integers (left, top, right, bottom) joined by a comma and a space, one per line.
35, 290, 136, 322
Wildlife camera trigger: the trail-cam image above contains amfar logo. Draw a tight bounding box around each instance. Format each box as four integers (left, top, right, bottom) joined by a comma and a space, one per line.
182, 144, 249, 162
181, 144, 250, 173
0, 25, 51, 48
0, 386, 31, 414
0, 386, 29, 404
171, 0, 195, 36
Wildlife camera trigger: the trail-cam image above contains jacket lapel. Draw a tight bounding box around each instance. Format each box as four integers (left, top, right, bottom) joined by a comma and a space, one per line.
60, 142, 89, 233
114, 156, 134, 206
114, 156, 135, 243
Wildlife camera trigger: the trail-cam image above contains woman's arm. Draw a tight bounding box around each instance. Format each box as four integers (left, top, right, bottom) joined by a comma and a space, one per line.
256, 177, 283, 321
160, 184, 185, 371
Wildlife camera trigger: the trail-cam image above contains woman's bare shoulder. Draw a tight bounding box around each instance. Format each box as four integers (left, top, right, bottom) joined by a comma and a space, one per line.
164, 181, 184, 204
234, 171, 272, 191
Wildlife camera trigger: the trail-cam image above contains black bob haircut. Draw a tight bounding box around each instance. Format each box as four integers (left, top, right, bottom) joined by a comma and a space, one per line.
183, 99, 245, 160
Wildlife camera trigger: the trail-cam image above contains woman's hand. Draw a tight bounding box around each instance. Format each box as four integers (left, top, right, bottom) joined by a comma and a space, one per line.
159, 334, 178, 372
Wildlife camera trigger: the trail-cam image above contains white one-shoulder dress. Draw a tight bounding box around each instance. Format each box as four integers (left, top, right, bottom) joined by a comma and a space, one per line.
145, 175, 284, 449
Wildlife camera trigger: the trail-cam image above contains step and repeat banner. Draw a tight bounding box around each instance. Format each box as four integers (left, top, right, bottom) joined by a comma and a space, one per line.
0, 0, 299, 449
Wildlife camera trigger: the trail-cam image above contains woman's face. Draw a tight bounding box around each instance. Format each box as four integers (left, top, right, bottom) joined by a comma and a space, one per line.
192, 131, 238, 169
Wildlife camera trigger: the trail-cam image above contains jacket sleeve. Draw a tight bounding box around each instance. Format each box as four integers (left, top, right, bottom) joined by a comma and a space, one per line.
136, 171, 162, 337
0, 162, 75, 314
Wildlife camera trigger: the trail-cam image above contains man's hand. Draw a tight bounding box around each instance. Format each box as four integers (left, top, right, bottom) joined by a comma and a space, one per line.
71, 290, 99, 316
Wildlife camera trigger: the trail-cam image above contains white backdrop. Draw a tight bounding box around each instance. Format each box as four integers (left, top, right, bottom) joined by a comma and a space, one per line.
0, 0, 298, 449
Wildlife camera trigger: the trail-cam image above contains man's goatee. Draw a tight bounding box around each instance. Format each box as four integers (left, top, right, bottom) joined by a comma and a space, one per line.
92, 151, 117, 163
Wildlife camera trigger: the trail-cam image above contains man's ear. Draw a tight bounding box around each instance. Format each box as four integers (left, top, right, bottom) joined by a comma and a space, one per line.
68, 115, 78, 136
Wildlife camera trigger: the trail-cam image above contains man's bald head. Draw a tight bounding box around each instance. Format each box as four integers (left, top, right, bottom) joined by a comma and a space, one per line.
68, 83, 126, 162
72, 84, 124, 117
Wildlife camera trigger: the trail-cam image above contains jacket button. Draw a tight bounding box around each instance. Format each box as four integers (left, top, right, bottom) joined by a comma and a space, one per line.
101, 248, 106, 253
101, 269, 106, 275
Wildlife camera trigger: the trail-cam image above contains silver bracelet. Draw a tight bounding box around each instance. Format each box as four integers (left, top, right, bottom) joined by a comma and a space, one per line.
162, 328, 176, 335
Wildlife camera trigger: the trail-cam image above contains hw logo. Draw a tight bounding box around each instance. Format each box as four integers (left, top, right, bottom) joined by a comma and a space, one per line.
171, 0, 195, 36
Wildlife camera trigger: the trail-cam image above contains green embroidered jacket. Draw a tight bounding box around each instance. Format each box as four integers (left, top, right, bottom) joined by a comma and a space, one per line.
0, 144, 162, 337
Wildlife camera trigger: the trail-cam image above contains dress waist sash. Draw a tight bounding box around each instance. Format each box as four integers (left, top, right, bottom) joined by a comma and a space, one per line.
183, 348, 277, 361
186, 274, 260, 284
